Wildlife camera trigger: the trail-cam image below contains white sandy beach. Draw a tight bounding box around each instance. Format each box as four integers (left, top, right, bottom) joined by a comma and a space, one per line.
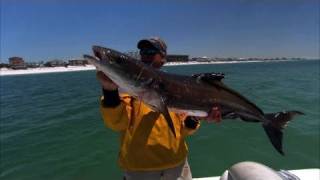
0, 65, 96, 76
164, 60, 264, 66
0, 59, 310, 76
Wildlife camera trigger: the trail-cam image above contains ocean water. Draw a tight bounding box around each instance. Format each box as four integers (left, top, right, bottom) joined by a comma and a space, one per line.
0, 60, 319, 179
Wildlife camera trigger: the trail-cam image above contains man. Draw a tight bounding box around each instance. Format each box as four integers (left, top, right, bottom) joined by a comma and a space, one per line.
96, 37, 200, 180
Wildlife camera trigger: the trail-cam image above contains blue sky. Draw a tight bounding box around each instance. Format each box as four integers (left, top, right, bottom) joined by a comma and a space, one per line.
1, 0, 319, 62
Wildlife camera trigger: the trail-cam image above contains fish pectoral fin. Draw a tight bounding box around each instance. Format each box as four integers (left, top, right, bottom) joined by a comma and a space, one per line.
158, 96, 177, 138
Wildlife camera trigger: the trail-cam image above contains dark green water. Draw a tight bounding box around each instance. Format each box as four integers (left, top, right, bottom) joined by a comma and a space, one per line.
1, 60, 319, 179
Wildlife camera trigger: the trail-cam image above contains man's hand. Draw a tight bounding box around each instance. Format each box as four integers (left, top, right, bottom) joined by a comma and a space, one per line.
190, 105, 222, 123
96, 71, 118, 90
206, 105, 222, 123
184, 116, 200, 129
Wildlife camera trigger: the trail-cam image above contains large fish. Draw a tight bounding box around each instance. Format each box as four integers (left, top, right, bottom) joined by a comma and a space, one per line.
84, 45, 303, 155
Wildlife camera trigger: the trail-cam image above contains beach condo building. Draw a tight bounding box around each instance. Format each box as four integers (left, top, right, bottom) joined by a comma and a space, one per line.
166, 55, 189, 62
9, 57, 27, 69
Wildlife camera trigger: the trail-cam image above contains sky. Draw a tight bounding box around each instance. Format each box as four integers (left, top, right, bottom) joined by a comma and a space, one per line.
1, 0, 319, 62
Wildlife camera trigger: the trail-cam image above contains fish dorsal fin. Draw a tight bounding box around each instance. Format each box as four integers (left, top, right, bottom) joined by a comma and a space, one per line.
192, 73, 225, 85
192, 72, 265, 115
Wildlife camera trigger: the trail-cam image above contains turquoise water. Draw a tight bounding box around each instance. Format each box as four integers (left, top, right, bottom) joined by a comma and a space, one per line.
1, 60, 319, 179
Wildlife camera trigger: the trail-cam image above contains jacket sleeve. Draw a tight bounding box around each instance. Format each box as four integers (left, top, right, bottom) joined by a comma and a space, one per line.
100, 89, 130, 132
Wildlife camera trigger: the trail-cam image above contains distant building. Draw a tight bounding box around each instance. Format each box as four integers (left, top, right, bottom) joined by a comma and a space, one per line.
26, 62, 41, 68
9, 57, 27, 69
9, 57, 24, 65
68, 59, 88, 66
166, 55, 189, 62
191, 56, 211, 62
0, 63, 9, 68
44, 59, 66, 67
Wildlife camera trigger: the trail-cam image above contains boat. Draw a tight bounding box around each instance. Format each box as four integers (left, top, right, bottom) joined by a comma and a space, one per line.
193, 161, 320, 180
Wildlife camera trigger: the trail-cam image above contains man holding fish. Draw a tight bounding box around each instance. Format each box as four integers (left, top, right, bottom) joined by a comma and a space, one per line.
87, 36, 302, 180
96, 37, 205, 180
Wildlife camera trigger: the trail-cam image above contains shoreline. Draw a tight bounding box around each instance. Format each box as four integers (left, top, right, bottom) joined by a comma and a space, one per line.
1, 59, 317, 76
0, 65, 96, 76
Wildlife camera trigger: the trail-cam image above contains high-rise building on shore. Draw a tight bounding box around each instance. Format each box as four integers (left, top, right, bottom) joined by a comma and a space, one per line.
9, 57, 27, 69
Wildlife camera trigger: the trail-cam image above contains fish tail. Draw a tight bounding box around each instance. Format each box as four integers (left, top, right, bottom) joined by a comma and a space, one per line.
262, 111, 304, 155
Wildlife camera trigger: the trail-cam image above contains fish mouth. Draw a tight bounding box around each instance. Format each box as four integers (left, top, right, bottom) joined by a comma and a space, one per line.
84, 45, 126, 68
83, 46, 105, 66
83, 54, 99, 62
83, 46, 106, 65
92, 45, 125, 63
92, 45, 108, 60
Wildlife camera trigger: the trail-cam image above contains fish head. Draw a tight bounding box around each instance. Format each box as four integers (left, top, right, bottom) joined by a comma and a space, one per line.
87, 46, 176, 137
85, 45, 138, 80
84, 45, 148, 96
91, 45, 132, 72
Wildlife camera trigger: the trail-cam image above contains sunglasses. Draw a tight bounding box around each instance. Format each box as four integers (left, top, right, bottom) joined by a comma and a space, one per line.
140, 49, 160, 56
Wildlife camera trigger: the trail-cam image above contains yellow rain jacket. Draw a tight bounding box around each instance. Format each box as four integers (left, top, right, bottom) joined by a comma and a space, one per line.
100, 93, 200, 171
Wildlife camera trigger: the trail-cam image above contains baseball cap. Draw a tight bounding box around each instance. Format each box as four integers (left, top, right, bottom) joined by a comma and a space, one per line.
137, 37, 167, 56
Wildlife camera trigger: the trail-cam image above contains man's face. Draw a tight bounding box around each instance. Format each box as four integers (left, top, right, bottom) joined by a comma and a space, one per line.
140, 49, 165, 69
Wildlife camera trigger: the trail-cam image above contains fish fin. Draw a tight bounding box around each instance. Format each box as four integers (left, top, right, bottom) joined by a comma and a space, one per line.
263, 111, 304, 155
159, 96, 177, 137
192, 72, 225, 82
263, 123, 284, 155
